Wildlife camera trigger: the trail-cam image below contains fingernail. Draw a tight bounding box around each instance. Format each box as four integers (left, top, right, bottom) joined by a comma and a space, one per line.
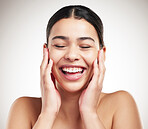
49, 59, 53, 65
94, 59, 97, 66
95, 59, 97, 64
50, 59, 53, 63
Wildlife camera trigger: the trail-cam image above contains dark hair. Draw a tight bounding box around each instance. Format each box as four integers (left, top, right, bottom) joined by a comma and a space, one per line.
46, 5, 104, 49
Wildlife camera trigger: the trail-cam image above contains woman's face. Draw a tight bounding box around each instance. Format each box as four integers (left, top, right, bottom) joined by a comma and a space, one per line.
48, 18, 100, 92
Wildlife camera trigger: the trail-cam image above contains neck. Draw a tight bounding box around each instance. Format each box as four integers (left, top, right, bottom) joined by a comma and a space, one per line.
57, 86, 83, 124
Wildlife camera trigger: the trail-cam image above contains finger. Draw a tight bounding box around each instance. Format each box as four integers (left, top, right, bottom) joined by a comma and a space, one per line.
98, 49, 106, 87
40, 43, 49, 76
40, 44, 49, 93
87, 59, 100, 90
44, 59, 55, 89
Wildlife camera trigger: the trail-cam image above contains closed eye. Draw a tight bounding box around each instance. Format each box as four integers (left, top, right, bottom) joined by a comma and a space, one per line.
54, 45, 65, 48
80, 46, 91, 48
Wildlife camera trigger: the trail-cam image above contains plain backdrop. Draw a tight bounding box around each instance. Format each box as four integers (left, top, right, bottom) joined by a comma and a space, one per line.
0, 0, 148, 128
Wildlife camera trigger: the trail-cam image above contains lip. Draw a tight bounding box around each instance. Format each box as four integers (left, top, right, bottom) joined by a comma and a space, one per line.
59, 65, 87, 81
59, 64, 87, 69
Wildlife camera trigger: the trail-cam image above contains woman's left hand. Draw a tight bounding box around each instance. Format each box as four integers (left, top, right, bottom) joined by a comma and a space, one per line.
79, 49, 106, 114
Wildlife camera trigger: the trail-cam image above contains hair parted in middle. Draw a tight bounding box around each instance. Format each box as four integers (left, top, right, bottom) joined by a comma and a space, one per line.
46, 5, 104, 49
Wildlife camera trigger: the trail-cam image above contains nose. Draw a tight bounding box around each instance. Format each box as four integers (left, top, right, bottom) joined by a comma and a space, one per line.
64, 46, 80, 62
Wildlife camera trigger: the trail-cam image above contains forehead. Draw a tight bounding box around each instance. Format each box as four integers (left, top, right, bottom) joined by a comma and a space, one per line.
49, 18, 99, 41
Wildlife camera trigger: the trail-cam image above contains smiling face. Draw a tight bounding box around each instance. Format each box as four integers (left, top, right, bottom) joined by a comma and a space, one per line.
48, 18, 100, 92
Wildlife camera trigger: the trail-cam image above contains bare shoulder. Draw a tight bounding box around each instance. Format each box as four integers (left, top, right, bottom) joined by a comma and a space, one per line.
100, 90, 139, 109
14, 96, 41, 110
100, 90, 142, 129
101, 90, 134, 100
11, 97, 42, 116
99, 90, 135, 110
6, 97, 41, 129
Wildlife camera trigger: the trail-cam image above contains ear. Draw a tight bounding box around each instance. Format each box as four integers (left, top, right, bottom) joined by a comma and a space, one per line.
103, 46, 106, 61
43, 43, 47, 48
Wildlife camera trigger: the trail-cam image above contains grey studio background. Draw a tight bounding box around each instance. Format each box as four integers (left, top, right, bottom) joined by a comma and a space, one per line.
0, 0, 148, 128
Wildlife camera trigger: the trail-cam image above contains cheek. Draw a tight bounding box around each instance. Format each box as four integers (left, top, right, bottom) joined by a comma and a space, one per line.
49, 48, 62, 63
49, 49, 62, 77
83, 50, 98, 66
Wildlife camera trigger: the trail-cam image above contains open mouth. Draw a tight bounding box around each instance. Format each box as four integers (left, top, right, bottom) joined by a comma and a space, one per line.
60, 67, 85, 74
59, 66, 86, 81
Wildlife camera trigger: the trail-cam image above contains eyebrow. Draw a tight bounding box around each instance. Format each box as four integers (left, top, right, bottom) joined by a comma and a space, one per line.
78, 37, 95, 42
52, 36, 95, 42
52, 36, 69, 40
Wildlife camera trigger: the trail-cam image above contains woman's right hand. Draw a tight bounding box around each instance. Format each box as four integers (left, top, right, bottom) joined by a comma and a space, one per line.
40, 43, 61, 117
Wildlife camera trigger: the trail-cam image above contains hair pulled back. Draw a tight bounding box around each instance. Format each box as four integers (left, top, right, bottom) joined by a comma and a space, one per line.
46, 5, 104, 49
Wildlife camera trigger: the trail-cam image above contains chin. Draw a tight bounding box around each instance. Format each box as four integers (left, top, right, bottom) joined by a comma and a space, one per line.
57, 81, 87, 93
55, 73, 93, 94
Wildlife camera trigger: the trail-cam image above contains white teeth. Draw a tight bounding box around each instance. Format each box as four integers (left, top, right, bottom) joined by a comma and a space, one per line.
62, 67, 83, 73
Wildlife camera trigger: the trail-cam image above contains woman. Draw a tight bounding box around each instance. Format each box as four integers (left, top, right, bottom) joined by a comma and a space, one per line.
6, 5, 142, 129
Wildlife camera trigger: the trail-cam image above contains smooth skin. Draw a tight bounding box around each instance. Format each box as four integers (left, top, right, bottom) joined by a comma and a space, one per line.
6, 18, 142, 129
